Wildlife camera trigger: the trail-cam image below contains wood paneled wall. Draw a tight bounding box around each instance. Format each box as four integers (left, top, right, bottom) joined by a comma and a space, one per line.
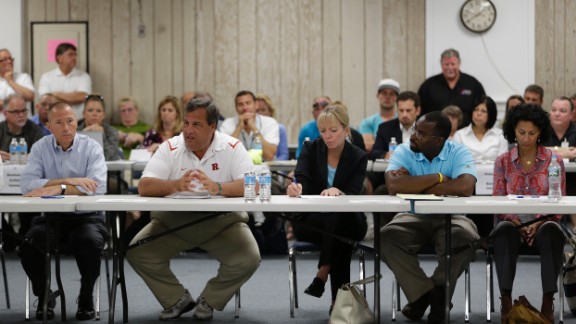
22, 0, 576, 144
22, 0, 425, 144
535, 0, 576, 108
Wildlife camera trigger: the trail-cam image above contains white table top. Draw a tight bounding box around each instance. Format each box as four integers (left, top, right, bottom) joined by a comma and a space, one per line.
412, 195, 576, 215
105, 160, 135, 171
0, 195, 78, 213
75, 194, 410, 213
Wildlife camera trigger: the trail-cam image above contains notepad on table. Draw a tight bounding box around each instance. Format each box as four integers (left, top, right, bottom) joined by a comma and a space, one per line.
396, 194, 443, 201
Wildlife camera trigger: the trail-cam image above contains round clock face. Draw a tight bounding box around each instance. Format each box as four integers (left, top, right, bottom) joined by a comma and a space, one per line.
460, 0, 497, 33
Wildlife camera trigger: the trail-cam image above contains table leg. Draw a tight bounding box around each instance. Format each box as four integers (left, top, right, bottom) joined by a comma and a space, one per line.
374, 212, 380, 322
445, 215, 451, 323
108, 211, 128, 324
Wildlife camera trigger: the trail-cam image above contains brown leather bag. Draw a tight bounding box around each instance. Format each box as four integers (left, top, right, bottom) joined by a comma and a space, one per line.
504, 296, 550, 324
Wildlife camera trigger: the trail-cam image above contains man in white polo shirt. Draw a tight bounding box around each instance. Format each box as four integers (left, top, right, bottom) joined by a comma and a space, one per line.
38, 43, 92, 119
220, 90, 279, 162
128, 97, 260, 321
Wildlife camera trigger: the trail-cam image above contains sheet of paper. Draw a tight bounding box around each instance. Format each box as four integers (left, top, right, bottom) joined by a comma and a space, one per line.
349, 199, 403, 204
165, 191, 211, 199
299, 195, 338, 199
396, 194, 443, 201
96, 198, 149, 202
506, 194, 549, 201
129, 149, 152, 162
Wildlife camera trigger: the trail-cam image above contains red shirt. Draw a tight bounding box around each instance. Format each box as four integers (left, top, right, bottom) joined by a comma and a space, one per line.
493, 145, 565, 222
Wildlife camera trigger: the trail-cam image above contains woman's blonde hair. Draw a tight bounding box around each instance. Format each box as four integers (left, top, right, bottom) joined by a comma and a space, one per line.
317, 101, 351, 137
155, 96, 183, 134
255, 93, 276, 118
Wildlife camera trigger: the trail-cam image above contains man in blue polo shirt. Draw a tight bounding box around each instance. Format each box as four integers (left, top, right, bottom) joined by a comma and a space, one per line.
380, 111, 479, 324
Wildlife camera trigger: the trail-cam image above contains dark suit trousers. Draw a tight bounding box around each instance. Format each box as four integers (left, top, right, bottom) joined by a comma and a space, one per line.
292, 212, 367, 301
491, 221, 565, 294
19, 214, 109, 298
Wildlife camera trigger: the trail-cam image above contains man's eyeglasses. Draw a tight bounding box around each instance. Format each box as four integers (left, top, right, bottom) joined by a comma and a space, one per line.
413, 130, 442, 140
0, 57, 14, 64
312, 101, 329, 111
6, 108, 28, 115
85, 94, 104, 102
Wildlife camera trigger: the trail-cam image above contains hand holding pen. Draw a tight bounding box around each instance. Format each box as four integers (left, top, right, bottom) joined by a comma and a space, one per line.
287, 177, 302, 197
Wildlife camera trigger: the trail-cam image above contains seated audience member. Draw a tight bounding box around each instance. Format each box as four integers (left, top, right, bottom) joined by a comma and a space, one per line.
37, 43, 92, 119
220, 90, 279, 162
20, 102, 108, 321
297, 97, 366, 158
114, 97, 151, 158
541, 96, 576, 160
255, 93, 289, 160
492, 104, 565, 323
0, 48, 35, 107
380, 112, 479, 323
358, 79, 400, 152
571, 93, 576, 123
441, 105, 463, 139
454, 96, 507, 162
142, 95, 183, 154
0, 94, 44, 162
127, 97, 260, 321
78, 94, 120, 161
366, 91, 420, 195
523, 84, 544, 106
287, 103, 367, 315
297, 96, 329, 157
505, 95, 525, 112
31, 93, 56, 136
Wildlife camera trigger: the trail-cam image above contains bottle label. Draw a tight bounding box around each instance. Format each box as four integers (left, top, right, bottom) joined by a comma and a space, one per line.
244, 175, 256, 185
258, 175, 271, 185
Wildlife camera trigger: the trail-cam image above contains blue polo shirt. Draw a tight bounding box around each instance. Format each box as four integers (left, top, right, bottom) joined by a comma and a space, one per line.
386, 140, 477, 180
358, 113, 383, 137
296, 120, 320, 158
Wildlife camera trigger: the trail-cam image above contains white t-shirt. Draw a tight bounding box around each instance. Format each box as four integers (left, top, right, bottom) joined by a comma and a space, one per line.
38, 67, 92, 119
219, 114, 280, 150
453, 124, 508, 162
142, 131, 254, 183
0, 72, 35, 100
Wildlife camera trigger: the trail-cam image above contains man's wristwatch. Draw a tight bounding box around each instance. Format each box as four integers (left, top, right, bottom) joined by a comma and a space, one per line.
60, 184, 67, 195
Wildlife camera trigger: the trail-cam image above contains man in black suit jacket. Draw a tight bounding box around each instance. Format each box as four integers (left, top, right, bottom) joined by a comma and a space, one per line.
365, 91, 421, 194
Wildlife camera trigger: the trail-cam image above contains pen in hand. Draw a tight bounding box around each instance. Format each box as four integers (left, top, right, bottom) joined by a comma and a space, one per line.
288, 177, 302, 198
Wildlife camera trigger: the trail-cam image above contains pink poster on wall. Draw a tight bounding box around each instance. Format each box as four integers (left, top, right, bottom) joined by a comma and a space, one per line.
47, 39, 77, 62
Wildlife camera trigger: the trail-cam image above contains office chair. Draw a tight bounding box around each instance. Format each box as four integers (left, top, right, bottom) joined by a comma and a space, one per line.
287, 240, 369, 318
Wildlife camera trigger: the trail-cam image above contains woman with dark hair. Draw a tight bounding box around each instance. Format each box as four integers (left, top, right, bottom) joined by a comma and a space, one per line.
505, 94, 525, 112
287, 102, 367, 315
492, 104, 566, 323
454, 95, 507, 161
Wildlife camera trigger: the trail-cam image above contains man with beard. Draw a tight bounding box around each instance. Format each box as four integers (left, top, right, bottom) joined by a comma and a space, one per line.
358, 79, 399, 153
380, 112, 479, 324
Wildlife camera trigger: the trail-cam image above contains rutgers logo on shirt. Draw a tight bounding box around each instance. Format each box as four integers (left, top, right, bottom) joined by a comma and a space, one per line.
212, 163, 219, 171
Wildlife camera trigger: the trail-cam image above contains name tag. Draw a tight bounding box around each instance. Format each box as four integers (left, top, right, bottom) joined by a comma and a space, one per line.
460, 89, 472, 95
1, 164, 24, 194
475, 163, 493, 195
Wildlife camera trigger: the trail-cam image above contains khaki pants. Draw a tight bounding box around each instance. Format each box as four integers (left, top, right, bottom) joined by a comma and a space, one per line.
127, 211, 261, 310
380, 213, 479, 302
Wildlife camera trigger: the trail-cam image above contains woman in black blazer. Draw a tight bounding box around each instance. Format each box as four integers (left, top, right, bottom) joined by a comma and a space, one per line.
287, 102, 368, 311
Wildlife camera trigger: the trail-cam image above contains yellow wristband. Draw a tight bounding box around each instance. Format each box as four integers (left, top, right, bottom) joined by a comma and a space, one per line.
438, 173, 443, 184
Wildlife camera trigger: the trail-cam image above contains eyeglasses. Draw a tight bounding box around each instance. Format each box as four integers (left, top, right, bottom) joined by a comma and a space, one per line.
0, 57, 14, 64
6, 108, 28, 115
312, 101, 329, 111
85, 94, 104, 102
413, 130, 442, 140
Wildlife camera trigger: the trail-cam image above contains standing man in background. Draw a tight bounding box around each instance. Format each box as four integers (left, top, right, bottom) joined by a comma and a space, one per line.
358, 79, 400, 153
38, 43, 92, 119
418, 48, 485, 127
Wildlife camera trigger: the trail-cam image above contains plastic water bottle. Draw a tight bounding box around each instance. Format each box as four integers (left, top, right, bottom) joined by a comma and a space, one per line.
547, 153, 562, 201
250, 135, 263, 164
244, 170, 257, 203
388, 137, 398, 159
258, 169, 272, 203
9, 138, 18, 164
19, 138, 28, 164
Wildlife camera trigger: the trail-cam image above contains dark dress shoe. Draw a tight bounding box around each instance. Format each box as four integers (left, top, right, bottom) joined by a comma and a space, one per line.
402, 290, 430, 320
427, 286, 446, 324
304, 277, 325, 298
76, 295, 96, 320
36, 292, 57, 321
